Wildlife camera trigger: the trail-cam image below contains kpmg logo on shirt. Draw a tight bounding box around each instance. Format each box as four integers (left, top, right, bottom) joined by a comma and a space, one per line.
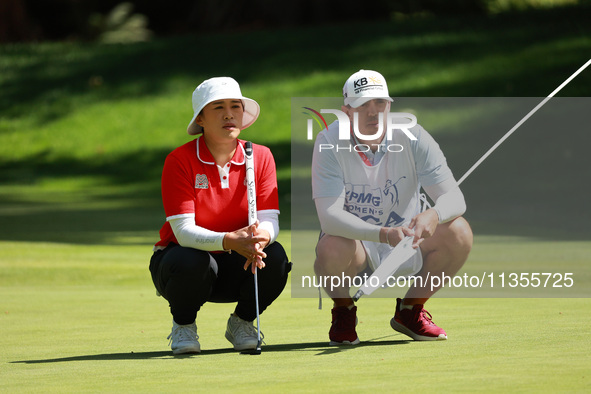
302, 106, 418, 153
195, 174, 209, 189
345, 178, 406, 226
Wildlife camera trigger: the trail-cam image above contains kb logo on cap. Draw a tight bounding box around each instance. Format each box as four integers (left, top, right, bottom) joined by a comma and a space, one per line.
353, 76, 382, 93
354, 77, 369, 88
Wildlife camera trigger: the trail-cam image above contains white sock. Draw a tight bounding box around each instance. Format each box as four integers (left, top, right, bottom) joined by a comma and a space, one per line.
400, 301, 413, 310
333, 303, 355, 310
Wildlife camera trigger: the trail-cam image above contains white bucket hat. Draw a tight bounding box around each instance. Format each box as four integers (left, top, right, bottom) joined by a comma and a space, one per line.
342, 69, 393, 108
187, 77, 260, 135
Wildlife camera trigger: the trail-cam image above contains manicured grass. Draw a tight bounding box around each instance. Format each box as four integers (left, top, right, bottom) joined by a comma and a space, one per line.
1, 235, 590, 392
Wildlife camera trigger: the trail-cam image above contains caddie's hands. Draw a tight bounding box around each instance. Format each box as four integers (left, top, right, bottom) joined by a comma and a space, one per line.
381, 226, 415, 248
222, 222, 267, 272
408, 208, 439, 246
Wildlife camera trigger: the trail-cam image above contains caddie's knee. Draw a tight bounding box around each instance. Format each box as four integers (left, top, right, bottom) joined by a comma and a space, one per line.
446, 216, 473, 256
314, 234, 358, 269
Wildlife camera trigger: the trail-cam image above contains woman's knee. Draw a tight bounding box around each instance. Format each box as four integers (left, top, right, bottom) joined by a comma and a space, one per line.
163, 246, 217, 277
263, 242, 291, 276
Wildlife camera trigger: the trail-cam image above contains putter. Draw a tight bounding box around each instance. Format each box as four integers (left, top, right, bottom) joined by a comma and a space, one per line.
353, 58, 591, 301
242, 141, 262, 355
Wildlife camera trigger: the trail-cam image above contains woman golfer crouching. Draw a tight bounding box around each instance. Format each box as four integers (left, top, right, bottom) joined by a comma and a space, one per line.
149, 77, 291, 354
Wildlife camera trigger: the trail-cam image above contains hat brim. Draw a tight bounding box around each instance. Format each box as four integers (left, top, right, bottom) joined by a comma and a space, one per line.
345, 95, 394, 108
187, 97, 260, 135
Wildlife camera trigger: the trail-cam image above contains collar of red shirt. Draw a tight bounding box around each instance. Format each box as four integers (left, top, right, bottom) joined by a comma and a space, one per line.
196, 136, 246, 166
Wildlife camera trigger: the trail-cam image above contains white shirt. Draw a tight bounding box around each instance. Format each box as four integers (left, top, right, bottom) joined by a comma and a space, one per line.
311, 120, 463, 242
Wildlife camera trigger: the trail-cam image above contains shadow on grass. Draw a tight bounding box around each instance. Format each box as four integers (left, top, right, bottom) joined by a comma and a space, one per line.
12, 337, 410, 363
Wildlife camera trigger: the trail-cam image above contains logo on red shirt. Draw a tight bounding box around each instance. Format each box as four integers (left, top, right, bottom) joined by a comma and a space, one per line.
195, 174, 209, 189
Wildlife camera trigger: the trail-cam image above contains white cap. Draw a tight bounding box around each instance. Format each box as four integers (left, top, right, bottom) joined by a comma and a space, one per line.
187, 77, 260, 135
342, 70, 393, 108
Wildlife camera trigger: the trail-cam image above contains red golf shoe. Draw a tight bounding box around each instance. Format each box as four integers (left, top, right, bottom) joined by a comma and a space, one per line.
329, 305, 360, 345
390, 298, 447, 341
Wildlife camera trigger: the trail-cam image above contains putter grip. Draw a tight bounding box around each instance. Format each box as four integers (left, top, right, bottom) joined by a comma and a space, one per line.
246, 141, 263, 351
245, 142, 257, 225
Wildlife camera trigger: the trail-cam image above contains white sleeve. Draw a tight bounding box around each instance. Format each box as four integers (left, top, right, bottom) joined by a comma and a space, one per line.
314, 195, 381, 242
168, 215, 226, 251
422, 178, 466, 223
257, 209, 279, 244
169, 211, 279, 251
311, 125, 346, 199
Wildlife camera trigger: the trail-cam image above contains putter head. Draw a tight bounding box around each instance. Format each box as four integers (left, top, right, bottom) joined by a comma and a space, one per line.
352, 289, 364, 302
240, 347, 262, 355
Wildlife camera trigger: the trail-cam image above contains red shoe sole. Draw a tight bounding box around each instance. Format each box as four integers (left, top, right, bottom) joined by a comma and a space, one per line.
390, 318, 447, 341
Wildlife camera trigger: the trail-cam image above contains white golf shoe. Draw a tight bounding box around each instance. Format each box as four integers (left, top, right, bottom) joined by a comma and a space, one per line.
225, 313, 261, 351
167, 320, 201, 354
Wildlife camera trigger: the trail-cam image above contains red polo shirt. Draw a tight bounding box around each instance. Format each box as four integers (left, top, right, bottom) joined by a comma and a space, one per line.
155, 136, 279, 249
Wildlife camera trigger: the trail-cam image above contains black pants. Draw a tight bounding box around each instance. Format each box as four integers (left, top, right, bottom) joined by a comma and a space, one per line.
149, 242, 291, 325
